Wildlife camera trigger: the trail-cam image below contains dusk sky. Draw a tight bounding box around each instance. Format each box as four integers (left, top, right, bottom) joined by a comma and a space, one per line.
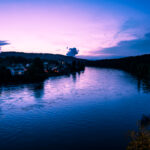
0, 0, 150, 59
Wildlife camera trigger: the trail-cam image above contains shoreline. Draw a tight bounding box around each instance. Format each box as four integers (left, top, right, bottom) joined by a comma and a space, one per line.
0, 68, 85, 85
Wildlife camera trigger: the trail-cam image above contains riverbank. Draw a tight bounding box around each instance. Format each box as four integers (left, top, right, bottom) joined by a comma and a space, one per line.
0, 56, 85, 84
87, 54, 150, 79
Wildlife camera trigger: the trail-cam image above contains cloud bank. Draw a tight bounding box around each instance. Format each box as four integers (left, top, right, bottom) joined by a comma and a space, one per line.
101, 32, 150, 57
114, 19, 139, 39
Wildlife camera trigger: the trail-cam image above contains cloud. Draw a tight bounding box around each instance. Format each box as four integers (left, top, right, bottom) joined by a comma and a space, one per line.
66, 47, 79, 57
114, 19, 139, 38
100, 32, 150, 57
120, 19, 138, 32
0, 41, 9, 46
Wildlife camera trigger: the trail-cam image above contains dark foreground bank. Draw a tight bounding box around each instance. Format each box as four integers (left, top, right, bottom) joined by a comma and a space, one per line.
0, 55, 85, 84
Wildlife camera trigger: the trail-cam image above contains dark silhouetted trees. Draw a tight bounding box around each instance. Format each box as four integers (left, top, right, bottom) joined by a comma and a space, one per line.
87, 54, 150, 79
0, 67, 12, 83
25, 58, 46, 81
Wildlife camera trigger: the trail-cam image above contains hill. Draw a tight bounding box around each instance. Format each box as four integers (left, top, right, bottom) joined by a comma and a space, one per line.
87, 54, 150, 78
0, 51, 82, 62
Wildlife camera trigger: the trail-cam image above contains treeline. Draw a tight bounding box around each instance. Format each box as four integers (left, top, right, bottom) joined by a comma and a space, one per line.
0, 56, 59, 66
87, 54, 150, 78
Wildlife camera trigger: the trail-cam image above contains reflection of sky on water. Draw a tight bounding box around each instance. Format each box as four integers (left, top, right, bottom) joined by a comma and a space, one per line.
0, 85, 35, 109
0, 67, 150, 149
0, 67, 149, 113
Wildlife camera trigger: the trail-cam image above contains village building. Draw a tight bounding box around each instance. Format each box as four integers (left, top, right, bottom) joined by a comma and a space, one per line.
7, 64, 26, 76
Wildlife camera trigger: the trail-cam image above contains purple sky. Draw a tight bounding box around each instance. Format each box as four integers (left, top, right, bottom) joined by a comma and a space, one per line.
0, 0, 150, 59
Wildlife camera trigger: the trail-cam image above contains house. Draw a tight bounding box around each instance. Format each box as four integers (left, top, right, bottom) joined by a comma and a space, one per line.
7, 64, 26, 76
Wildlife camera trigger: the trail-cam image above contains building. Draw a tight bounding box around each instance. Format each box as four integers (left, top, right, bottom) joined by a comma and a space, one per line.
7, 64, 26, 76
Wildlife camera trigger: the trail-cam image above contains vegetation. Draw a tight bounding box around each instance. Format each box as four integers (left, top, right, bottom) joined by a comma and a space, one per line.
127, 115, 150, 150
0, 66, 12, 83
127, 130, 150, 150
87, 54, 150, 79
25, 58, 46, 81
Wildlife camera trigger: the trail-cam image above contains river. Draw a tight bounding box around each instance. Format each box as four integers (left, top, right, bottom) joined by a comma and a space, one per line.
0, 67, 150, 150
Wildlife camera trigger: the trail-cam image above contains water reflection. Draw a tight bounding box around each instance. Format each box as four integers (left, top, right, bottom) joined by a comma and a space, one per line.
137, 78, 150, 93
71, 70, 84, 83
140, 115, 150, 129
0, 87, 2, 96
26, 82, 44, 99
0, 67, 150, 150
137, 78, 142, 93
71, 72, 77, 83
142, 79, 150, 93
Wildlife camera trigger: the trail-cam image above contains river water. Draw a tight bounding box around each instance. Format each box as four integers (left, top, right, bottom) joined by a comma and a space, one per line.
0, 67, 150, 150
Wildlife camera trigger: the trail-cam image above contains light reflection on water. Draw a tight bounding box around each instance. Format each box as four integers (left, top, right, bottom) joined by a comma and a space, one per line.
0, 67, 150, 150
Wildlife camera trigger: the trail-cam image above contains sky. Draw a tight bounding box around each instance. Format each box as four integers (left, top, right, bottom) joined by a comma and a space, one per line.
0, 0, 150, 59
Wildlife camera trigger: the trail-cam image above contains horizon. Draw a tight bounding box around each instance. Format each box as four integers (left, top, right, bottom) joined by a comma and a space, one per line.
0, 0, 150, 59
1, 50, 150, 61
